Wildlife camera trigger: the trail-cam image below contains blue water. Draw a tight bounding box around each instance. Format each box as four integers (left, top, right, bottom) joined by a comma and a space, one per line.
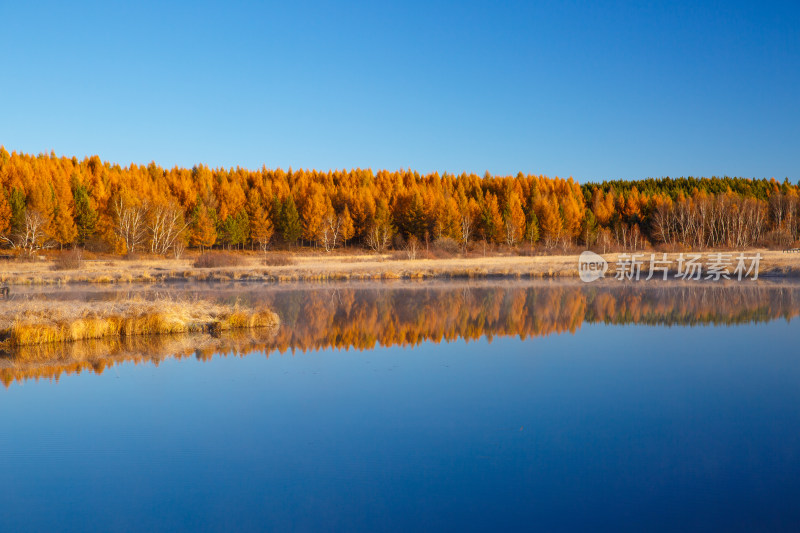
1, 314, 799, 531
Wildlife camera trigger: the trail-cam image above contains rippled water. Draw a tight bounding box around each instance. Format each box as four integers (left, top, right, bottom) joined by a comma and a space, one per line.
1, 281, 799, 532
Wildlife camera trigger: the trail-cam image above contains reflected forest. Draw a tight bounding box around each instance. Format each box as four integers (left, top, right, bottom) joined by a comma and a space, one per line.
2, 282, 798, 387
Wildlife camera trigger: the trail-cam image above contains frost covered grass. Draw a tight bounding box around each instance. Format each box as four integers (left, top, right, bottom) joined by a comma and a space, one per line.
0, 298, 279, 347
0, 249, 796, 286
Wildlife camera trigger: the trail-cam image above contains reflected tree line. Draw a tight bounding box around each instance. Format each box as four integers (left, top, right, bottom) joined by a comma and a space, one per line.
2, 282, 799, 387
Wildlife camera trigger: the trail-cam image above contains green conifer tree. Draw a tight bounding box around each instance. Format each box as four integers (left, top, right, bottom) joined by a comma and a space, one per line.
73, 184, 98, 245
280, 196, 301, 244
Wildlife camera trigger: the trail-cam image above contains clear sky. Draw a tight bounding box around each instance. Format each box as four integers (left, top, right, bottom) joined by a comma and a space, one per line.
1, 0, 798, 182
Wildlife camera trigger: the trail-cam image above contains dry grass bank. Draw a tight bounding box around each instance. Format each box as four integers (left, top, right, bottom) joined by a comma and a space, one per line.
0, 249, 797, 286
0, 298, 279, 348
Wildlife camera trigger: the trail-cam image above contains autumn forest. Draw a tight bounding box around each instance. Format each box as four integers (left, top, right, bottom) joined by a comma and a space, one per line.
1, 147, 799, 257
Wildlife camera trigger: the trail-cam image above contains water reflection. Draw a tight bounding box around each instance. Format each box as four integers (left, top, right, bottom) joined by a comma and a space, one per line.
2, 281, 799, 387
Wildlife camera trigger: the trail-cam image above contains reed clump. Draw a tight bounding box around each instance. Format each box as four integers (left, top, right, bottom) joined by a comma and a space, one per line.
51, 249, 84, 271
262, 253, 295, 266
0, 298, 279, 347
193, 252, 246, 268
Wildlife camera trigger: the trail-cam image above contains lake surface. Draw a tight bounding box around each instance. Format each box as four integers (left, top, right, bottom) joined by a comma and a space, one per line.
1, 281, 799, 532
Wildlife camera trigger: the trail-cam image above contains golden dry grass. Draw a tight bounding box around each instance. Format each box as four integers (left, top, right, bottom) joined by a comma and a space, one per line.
0, 249, 797, 285
0, 298, 279, 347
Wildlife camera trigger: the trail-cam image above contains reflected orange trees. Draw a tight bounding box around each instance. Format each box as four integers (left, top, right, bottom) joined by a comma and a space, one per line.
260, 283, 799, 351
2, 283, 799, 387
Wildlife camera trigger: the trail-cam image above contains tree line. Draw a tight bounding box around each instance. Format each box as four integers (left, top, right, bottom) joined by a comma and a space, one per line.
0, 147, 798, 256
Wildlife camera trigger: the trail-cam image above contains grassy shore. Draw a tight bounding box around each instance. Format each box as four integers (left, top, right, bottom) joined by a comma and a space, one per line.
0, 249, 798, 286
0, 298, 279, 348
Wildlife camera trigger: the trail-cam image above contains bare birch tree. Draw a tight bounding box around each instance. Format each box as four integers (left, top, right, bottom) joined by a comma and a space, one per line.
320, 213, 342, 252
15, 210, 54, 256
460, 214, 473, 253
365, 223, 392, 253
148, 203, 190, 255
113, 197, 148, 254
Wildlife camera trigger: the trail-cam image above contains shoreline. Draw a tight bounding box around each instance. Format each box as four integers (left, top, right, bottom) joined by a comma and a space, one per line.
0, 250, 798, 286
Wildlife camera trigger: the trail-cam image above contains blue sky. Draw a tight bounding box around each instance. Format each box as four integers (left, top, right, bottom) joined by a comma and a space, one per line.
1, 0, 798, 182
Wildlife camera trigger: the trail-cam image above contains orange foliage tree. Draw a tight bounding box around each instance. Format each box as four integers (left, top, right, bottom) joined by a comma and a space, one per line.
0, 146, 796, 254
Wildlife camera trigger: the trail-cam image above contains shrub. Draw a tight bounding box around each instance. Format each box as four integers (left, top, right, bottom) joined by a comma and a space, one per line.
514, 246, 543, 257
51, 249, 84, 270
764, 229, 795, 250
262, 253, 295, 266
392, 233, 406, 250
193, 252, 246, 268
432, 237, 460, 255
405, 235, 419, 259
15, 251, 40, 263
84, 237, 112, 253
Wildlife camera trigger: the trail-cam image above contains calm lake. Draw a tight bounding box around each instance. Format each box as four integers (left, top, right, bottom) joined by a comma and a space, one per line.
1, 281, 799, 532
